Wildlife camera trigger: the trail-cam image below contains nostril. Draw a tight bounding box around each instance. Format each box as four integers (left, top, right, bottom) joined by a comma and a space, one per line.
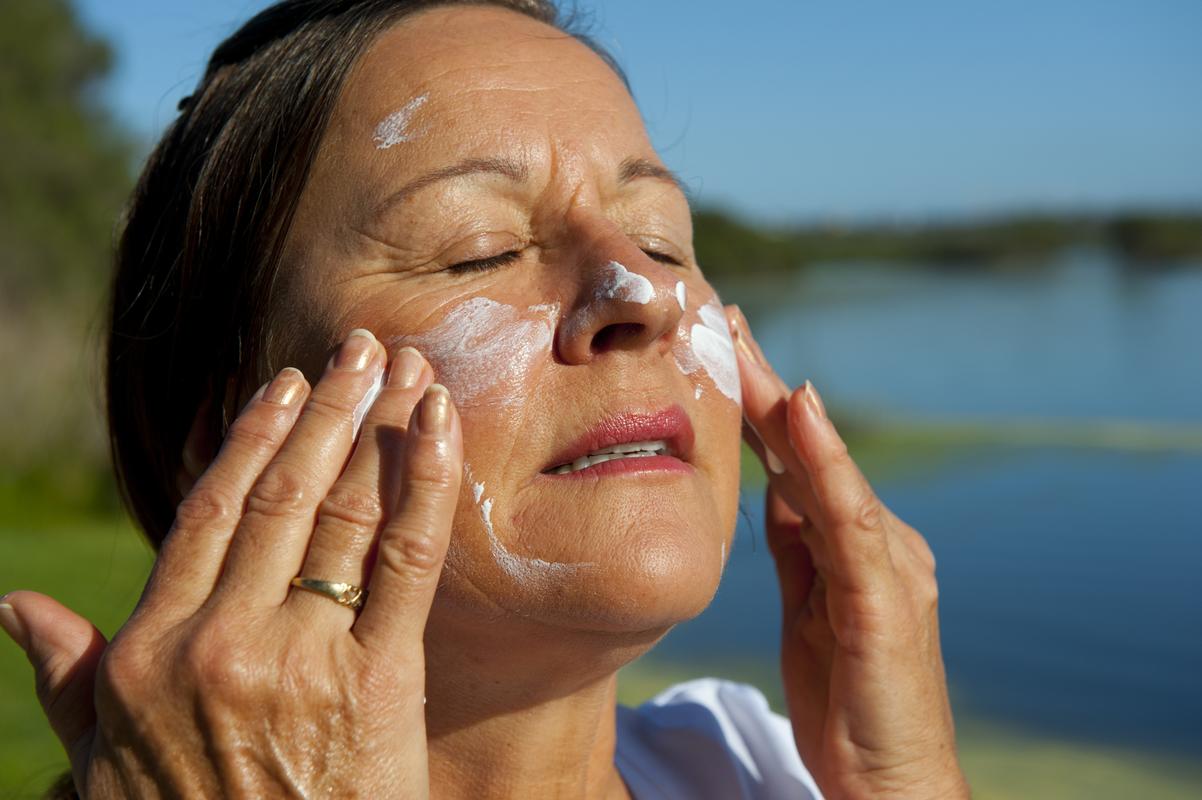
591, 322, 645, 353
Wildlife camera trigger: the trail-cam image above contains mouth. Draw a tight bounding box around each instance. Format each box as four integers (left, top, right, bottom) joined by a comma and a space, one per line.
541, 405, 695, 477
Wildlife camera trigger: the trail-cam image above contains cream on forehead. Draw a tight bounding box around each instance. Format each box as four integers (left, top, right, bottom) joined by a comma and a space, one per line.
395, 297, 555, 407
465, 464, 596, 583
372, 93, 429, 149
675, 298, 741, 404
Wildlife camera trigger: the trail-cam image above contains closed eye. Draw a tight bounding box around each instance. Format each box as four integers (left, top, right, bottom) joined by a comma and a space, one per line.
448, 250, 522, 274
643, 249, 682, 266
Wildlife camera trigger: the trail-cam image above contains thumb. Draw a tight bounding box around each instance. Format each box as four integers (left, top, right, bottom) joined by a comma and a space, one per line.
1, 591, 105, 782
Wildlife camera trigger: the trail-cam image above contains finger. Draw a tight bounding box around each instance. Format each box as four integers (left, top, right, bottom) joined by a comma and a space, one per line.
1, 592, 105, 789
728, 306, 818, 517
354, 383, 462, 651
216, 330, 386, 604
765, 486, 817, 617
742, 413, 818, 530
290, 347, 433, 623
786, 381, 896, 593
142, 368, 309, 613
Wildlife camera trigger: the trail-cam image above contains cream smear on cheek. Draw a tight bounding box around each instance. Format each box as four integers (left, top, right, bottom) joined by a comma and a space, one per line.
390, 296, 598, 581
675, 298, 741, 405
464, 464, 597, 583
398, 297, 555, 407
372, 93, 428, 149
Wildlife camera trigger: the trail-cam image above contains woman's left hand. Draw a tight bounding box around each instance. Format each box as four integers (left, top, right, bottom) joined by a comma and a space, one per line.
726, 307, 970, 800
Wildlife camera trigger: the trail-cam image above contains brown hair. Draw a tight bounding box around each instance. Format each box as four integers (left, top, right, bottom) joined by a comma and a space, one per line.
105, 0, 626, 549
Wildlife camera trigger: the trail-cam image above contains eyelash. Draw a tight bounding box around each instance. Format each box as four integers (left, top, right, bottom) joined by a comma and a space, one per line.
448, 250, 523, 273
448, 248, 681, 274
643, 250, 681, 266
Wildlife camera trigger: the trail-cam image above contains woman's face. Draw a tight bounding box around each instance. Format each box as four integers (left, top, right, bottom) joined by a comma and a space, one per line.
280, 6, 742, 637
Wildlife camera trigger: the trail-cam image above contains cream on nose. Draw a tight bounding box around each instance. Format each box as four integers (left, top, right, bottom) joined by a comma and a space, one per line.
554, 250, 686, 364
594, 260, 655, 305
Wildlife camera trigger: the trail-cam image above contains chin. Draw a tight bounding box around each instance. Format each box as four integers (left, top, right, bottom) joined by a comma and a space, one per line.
446, 517, 729, 639
567, 531, 726, 634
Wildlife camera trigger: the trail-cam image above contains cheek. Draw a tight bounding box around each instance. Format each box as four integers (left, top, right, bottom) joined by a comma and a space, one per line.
390, 296, 556, 408
673, 295, 742, 407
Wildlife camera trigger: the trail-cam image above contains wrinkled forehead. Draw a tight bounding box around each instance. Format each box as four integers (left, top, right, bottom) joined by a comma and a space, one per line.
319, 5, 650, 182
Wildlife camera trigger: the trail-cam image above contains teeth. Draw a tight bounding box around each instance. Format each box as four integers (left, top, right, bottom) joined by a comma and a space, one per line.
549, 440, 668, 474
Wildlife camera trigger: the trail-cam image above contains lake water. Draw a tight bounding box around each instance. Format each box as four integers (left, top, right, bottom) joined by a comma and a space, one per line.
655, 249, 1202, 758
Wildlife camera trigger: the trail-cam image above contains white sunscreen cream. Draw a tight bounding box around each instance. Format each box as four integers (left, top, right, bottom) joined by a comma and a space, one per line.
351, 366, 385, 440
676, 298, 741, 405
598, 260, 654, 304
372, 93, 429, 149
399, 298, 555, 407
465, 464, 596, 582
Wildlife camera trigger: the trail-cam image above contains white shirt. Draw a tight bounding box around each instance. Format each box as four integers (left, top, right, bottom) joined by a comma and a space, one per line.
614, 678, 826, 799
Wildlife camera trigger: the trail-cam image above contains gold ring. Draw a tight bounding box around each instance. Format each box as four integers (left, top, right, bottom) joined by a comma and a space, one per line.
289, 577, 367, 611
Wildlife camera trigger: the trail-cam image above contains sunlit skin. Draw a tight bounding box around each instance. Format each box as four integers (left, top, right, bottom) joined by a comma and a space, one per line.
1, 5, 967, 799
278, 7, 742, 798
285, 18, 740, 630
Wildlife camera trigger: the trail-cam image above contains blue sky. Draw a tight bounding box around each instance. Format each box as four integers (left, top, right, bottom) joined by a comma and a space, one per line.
77, 0, 1202, 222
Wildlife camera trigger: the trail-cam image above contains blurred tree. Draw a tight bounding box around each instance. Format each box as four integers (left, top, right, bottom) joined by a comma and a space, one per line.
0, 0, 135, 516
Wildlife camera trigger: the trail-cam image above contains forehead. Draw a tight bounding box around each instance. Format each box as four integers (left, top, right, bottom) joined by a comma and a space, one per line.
322, 5, 649, 178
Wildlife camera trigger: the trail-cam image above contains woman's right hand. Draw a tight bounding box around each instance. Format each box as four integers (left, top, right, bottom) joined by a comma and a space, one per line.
0, 331, 462, 797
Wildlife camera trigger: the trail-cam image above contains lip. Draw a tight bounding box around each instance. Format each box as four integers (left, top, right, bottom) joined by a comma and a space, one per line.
540, 405, 695, 477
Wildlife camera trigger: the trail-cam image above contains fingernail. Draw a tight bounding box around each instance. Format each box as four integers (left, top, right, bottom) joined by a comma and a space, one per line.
0, 602, 27, 650
731, 308, 768, 370
422, 384, 452, 433
764, 447, 786, 474
335, 329, 377, 371
246, 380, 270, 406
804, 380, 827, 420
388, 347, 424, 389
264, 367, 305, 405
744, 415, 787, 474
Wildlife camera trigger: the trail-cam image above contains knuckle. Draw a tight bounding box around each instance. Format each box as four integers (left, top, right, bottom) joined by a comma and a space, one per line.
174, 485, 240, 529
378, 527, 446, 579
95, 636, 150, 704
403, 446, 460, 502
898, 524, 938, 573
825, 440, 856, 473
304, 391, 356, 425
246, 463, 313, 518
180, 624, 244, 686
915, 567, 939, 608
318, 484, 383, 532
852, 492, 884, 532
915, 537, 937, 573
224, 414, 286, 454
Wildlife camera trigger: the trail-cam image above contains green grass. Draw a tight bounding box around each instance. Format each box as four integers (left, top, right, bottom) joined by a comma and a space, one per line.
0, 518, 152, 797
3, 518, 1200, 798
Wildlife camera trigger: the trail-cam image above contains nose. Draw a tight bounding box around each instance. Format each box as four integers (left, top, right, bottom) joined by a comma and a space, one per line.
556, 225, 685, 365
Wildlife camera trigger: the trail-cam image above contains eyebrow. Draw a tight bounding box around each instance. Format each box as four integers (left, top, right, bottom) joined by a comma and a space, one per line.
617, 156, 688, 196
372, 155, 687, 220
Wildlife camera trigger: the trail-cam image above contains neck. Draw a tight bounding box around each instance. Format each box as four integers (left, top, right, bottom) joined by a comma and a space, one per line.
423, 607, 666, 800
